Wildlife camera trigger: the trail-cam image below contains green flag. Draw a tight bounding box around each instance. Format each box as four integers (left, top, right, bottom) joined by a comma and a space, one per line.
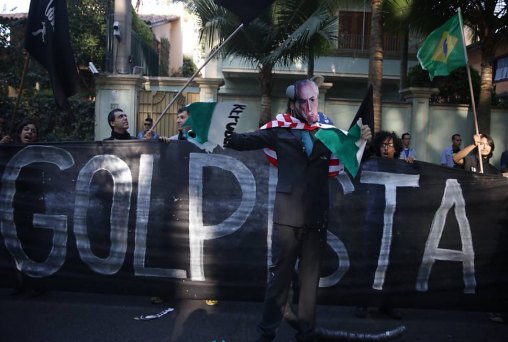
417, 10, 467, 80
315, 119, 366, 178
183, 102, 248, 152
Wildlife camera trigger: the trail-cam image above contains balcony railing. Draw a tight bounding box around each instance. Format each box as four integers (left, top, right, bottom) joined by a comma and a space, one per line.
336, 33, 418, 54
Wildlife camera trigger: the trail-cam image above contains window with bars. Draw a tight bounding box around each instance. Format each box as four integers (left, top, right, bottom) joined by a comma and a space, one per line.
494, 55, 508, 82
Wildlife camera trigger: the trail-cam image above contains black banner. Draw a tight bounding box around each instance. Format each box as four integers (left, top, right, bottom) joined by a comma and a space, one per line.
1, 141, 507, 311
25, 0, 79, 111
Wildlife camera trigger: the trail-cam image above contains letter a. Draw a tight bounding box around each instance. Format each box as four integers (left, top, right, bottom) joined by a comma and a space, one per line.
416, 179, 476, 294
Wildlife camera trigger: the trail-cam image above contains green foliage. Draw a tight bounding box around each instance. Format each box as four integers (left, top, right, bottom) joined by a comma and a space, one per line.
407, 64, 482, 104
0, 18, 44, 96
68, 0, 108, 72
159, 37, 170, 76
132, 11, 156, 48
192, 0, 338, 67
407, 64, 433, 87
433, 66, 481, 104
182, 56, 198, 77
0, 93, 95, 142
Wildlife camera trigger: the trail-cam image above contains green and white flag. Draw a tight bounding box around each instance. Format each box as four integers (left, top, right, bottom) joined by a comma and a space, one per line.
183, 102, 248, 152
315, 118, 366, 178
417, 10, 467, 80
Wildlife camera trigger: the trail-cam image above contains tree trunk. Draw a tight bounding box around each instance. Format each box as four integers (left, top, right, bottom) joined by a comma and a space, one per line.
307, 47, 315, 78
477, 44, 494, 136
369, 0, 384, 133
258, 63, 273, 125
399, 27, 409, 99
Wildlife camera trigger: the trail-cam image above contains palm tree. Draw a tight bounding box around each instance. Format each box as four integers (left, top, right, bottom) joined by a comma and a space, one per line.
409, 0, 508, 135
369, 0, 384, 133
191, 0, 339, 124
383, 0, 413, 97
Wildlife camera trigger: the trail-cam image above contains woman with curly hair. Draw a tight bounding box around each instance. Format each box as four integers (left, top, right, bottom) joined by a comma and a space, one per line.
371, 130, 403, 160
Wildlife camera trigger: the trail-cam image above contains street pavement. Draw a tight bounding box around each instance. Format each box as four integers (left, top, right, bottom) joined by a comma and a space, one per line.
1, 288, 507, 342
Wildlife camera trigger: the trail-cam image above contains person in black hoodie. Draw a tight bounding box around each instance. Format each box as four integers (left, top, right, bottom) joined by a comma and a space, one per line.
103, 108, 135, 140
453, 133, 499, 175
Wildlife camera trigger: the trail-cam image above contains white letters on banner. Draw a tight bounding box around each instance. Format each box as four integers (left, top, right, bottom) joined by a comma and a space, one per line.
0, 145, 481, 293
0, 145, 73, 277
416, 179, 476, 294
361, 171, 420, 290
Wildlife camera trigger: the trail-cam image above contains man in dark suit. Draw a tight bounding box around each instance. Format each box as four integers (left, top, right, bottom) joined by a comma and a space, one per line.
226, 79, 371, 341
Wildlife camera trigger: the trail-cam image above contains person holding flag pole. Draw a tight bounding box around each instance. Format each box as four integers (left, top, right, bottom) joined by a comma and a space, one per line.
417, 8, 484, 173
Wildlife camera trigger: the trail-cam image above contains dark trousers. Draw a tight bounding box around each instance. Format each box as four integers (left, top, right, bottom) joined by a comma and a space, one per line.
257, 223, 326, 340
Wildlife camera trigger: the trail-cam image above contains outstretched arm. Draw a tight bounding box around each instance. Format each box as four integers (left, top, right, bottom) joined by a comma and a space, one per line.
225, 129, 276, 151
453, 134, 481, 165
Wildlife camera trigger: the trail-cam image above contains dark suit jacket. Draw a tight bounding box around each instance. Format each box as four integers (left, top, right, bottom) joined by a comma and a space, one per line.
227, 128, 331, 229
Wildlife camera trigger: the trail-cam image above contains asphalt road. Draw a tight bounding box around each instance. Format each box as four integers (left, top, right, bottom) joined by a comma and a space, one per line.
1, 288, 507, 342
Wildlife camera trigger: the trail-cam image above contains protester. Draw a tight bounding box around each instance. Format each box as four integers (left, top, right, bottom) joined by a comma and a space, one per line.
170, 107, 191, 140
225, 79, 371, 341
0, 119, 39, 144
399, 132, 416, 163
453, 133, 499, 175
156, 107, 193, 143
103, 108, 135, 140
137, 117, 159, 140
451, 136, 504, 323
374, 131, 403, 159
355, 131, 403, 320
441, 133, 462, 168
500, 150, 508, 175
5, 119, 45, 296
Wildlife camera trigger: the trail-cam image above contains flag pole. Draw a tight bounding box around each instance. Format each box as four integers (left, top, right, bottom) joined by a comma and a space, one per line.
150, 23, 244, 132
458, 8, 483, 173
9, 54, 30, 135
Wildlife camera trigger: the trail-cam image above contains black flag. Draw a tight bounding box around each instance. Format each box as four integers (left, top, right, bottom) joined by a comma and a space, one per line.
25, 0, 79, 111
349, 84, 374, 131
213, 0, 276, 25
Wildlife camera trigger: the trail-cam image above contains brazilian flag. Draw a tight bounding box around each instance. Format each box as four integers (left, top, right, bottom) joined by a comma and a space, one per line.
417, 10, 467, 80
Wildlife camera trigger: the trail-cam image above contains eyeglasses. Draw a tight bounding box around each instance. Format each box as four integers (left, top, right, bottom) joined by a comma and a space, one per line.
144, 123, 151, 126
381, 143, 394, 148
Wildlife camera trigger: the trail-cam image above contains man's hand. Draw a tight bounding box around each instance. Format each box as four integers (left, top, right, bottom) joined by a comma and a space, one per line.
143, 130, 153, 140
361, 125, 372, 141
158, 136, 171, 143
0, 135, 12, 144
404, 156, 415, 164
473, 133, 482, 146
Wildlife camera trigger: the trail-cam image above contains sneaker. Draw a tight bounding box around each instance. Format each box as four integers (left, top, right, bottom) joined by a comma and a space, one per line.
379, 306, 402, 320
488, 312, 505, 324
205, 299, 219, 306
354, 306, 368, 318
